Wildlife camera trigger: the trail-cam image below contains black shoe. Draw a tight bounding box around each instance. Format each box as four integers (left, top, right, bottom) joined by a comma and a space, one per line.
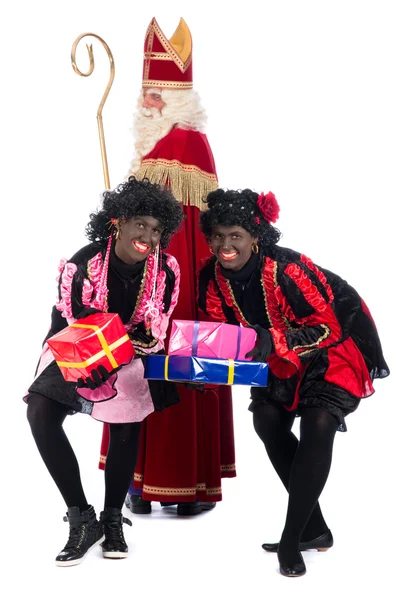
125, 493, 152, 515
278, 550, 307, 577
177, 501, 217, 516
55, 505, 104, 567
262, 529, 334, 553
100, 508, 132, 559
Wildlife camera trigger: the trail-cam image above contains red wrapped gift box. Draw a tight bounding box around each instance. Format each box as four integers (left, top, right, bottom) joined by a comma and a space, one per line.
47, 313, 134, 382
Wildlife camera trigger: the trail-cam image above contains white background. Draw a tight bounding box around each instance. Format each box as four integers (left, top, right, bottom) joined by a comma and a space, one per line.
1, 1, 399, 598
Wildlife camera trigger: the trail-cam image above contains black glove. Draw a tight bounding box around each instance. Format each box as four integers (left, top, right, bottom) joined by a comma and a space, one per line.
77, 364, 116, 390
245, 325, 274, 362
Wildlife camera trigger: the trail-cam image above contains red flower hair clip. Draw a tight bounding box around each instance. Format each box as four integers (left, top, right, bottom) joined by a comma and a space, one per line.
257, 191, 280, 224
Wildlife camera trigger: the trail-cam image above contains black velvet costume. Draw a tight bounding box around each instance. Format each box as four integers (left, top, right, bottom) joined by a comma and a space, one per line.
198, 247, 389, 431
27, 241, 179, 416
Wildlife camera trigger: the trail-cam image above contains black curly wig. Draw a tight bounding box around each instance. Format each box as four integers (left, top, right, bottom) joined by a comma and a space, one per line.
200, 188, 281, 252
85, 177, 184, 248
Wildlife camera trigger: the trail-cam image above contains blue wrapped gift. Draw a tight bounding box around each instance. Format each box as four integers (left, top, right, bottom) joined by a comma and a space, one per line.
144, 355, 268, 387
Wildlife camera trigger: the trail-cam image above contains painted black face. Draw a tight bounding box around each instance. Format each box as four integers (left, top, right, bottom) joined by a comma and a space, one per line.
114, 215, 163, 264
209, 225, 257, 271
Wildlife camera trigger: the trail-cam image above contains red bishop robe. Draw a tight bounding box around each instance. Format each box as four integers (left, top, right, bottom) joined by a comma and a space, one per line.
99, 127, 236, 502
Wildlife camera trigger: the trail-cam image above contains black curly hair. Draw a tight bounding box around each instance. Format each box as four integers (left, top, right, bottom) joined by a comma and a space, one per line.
200, 188, 281, 252
85, 177, 184, 248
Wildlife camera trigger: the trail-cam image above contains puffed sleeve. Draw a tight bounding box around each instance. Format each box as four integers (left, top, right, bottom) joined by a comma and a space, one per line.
56, 244, 103, 321
270, 259, 343, 364
197, 258, 229, 323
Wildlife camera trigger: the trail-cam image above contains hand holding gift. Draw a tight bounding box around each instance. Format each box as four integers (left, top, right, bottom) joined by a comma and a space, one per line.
245, 325, 274, 363
145, 320, 269, 387
77, 364, 121, 390
46, 313, 135, 383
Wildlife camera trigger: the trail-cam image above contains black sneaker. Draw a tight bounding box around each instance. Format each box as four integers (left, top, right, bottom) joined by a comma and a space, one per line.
55, 505, 104, 567
100, 508, 132, 559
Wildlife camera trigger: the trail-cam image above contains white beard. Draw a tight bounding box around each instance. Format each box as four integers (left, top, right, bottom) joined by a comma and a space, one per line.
127, 104, 174, 176
126, 89, 208, 177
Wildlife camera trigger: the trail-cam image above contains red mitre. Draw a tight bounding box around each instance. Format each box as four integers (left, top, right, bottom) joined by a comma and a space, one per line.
142, 17, 193, 89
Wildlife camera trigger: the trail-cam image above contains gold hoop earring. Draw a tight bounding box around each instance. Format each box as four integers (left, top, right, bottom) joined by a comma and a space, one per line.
115, 226, 121, 240
209, 245, 214, 255
251, 243, 259, 254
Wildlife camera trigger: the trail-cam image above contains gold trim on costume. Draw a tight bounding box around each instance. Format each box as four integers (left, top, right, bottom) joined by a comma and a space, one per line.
140, 159, 216, 180
205, 487, 224, 496
273, 261, 278, 287
221, 464, 236, 472
218, 269, 252, 326
295, 324, 331, 355
135, 159, 218, 209
141, 483, 223, 497
87, 260, 92, 282
260, 274, 273, 328
130, 338, 159, 348
127, 261, 148, 326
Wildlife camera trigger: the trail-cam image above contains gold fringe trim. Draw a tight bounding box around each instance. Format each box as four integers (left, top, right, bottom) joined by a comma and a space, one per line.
135, 159, 218, 209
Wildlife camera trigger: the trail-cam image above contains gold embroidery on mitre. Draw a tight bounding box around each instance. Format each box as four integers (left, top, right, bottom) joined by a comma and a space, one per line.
143, 27, 155, 81
143, 17, 192, 88
135, 158, 218, 209
144, 52, 175, 61
142, 79, 193, 90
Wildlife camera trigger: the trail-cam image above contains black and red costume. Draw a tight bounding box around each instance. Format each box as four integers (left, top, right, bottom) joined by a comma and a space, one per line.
198, 248, 389, 430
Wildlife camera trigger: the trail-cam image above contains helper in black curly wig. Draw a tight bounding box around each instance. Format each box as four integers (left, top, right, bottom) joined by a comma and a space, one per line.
86, 177, 184, 248
200, 188, 281, 253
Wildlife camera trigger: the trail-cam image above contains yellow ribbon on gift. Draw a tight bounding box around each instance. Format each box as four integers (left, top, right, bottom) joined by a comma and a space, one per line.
227, 359, 235, 385
164, 356, 235, 385
56, 322, 130, 369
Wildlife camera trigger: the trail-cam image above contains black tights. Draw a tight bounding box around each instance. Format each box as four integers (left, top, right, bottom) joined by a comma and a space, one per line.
253, 402, 337, 561
27, 393, 141, 511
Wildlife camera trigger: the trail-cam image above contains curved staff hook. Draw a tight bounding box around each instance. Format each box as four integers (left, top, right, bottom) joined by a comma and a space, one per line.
71, 33, 115, 189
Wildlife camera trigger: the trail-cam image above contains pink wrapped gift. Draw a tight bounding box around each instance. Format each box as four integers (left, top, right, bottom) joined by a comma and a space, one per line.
168, 320, 257, 361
